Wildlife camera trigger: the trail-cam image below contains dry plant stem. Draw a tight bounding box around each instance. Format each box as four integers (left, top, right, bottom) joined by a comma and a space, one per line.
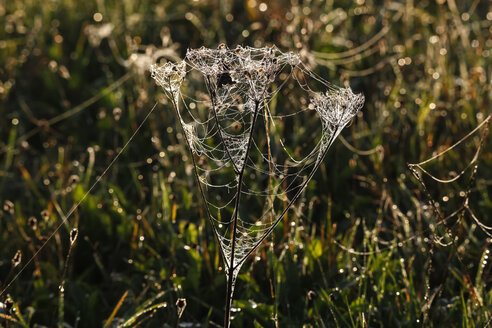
59, 241, 76, 327
224, 100, 261, 328
264, 101, 278, 326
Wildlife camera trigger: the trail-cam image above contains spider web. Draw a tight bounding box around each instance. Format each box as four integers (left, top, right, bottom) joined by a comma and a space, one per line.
150, 45, 364, 291
405, 116, 491, 322
408, 116, 491, 240
333, 116, 491, 257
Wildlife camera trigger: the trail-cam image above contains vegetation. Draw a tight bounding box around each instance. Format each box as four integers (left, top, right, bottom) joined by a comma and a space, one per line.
0, 0, 491, 327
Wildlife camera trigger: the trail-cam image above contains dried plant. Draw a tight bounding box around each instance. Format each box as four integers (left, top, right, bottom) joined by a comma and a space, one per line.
151, 44, 364, 327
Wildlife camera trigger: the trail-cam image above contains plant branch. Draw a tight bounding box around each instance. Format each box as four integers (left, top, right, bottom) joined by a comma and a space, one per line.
224, 99, 261, 328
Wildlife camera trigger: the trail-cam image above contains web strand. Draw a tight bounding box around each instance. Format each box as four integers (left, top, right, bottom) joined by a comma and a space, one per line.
0, 102, 159, 298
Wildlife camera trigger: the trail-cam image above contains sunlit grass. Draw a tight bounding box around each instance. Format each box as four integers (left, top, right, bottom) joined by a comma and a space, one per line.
0, 0, 491, 327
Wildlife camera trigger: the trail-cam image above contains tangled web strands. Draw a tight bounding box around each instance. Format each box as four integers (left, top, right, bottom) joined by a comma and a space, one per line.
151, 45, 364, 281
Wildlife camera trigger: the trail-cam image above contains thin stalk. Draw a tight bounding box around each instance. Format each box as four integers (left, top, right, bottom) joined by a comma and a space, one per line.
264, 99, 278, 327
59, 237, 76, 328
224, 100, 261, 328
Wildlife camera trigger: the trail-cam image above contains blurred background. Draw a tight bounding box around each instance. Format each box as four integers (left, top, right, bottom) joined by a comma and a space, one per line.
0, 0, 491, 327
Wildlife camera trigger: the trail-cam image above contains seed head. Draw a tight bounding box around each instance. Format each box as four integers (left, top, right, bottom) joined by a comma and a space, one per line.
311, 88, 364, 129
3, 200, 14, 214
150, 61, 186, 95
41, 210, 50, 221
69, 175, 79, 185
70, 228, 78, 245
12, 250, 22, 267
2, 298, 14, 312
27, 216, 38, 230
113, 107, 122, 121
176, 298, 187, 319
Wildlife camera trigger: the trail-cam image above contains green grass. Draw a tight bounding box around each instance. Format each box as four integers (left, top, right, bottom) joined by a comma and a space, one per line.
0, 0, 491, 327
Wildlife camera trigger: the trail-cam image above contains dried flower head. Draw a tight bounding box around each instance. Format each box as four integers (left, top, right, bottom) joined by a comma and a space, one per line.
185, 45, 300, 101
27, 216, 38, 230
3, 200, 14, 214
311, 88, 365, 129
84, 23, 114, 47
69, 175, 79, 185
2, 298, 13, 313
176, 298, 187, 319
41, 209, 50, 221
113, 107, 122, 121
12, 250, 22, 267
150, 61, 186, 95
70, 228, 78, 245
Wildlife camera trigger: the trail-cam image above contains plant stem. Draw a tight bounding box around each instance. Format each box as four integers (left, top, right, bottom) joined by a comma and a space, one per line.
224, 100, 260, 328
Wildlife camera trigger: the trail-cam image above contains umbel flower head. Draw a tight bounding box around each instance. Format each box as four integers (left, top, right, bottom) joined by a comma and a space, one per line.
186, 44, 301, 102
311, 87, 365, 129
150, 60, 186, 95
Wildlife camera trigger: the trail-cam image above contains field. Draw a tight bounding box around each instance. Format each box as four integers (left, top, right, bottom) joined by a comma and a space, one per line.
0, 0, 491, 327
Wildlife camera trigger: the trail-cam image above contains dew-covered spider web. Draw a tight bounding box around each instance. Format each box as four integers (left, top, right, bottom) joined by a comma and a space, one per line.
331, 115, 491, 257
408, 116, 492, 242
150, 45, 364, 295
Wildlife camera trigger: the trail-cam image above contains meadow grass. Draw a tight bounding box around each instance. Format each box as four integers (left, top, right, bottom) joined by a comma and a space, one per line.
0, 0, 491, 327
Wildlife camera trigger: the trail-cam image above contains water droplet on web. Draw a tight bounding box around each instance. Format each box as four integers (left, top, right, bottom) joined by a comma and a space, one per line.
230, 306, 241, 320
